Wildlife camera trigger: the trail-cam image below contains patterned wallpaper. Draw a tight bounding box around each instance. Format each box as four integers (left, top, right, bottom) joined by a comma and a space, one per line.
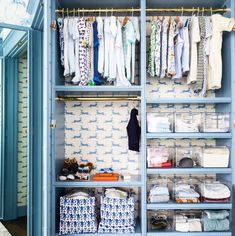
17, 53, 28, 207
64, 101, 141, 175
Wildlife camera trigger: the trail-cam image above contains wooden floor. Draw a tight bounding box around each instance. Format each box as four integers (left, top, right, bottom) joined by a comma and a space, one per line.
1, 217, 27, 236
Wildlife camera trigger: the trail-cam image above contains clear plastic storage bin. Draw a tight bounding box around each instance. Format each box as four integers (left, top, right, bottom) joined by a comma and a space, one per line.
148, 210, 174, 232
147, 147, 174, 168
200, 146, 230, 168
175, 113, 201, 132
147, 113, 174, 133
201, 113, 230, 132
174, 211, 203, 232
175, 147, 202, 168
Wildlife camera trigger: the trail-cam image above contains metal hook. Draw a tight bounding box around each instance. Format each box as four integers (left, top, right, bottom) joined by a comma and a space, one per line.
82, 8, 84, 17
202, 7, 204, 16
111, 8, 113, 16
106, 8, 108, 17
73, 8, 75, 18
77, 8, 79, 17
181, 7, 183, 17
210, 7, 213, 16
197, 7, 200, 16
132, 7, 134, 17
62, 8, 65, 19
192, 7, 195, 16
99, 8, 101, 17
67, 8, 69, 17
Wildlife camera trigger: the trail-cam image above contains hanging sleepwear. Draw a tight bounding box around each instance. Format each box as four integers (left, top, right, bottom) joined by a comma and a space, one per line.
182, 18, 190, 74
57, 18, 64, 67
68, 18, 75, 75
207, 14, 235, 90
160, 17, 169, 78
155, 18, 162, 77
148, 19, 157, 77
115, 20, 131, 86
187, 15, 200, 85
71, 17, 81, 84
167, 17, 177, 76
109, 16, 118, 82
194, 17, 206, 93
131, 17, 140, 83
63, 18, 70, 77
93, 21, 101, 85
88, 21, 94, 81
104, 17, 111, 78
78, 17, 89, 86
85, 21, 92, 80
96, 17, 104, 75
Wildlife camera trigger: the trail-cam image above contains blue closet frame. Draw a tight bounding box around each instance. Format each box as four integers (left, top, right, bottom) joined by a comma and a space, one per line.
43, 0, 235, 235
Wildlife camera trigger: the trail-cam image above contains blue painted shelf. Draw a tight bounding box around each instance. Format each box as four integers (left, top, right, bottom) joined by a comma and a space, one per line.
146, 98, 232, 104
147, 168, 232, 174
147, 232, 231, 236
146, 133, 232, 139
147, 203, 232, 210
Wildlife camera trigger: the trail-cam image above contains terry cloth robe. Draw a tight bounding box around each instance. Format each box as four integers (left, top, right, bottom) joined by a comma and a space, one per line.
126, 108, 141, 152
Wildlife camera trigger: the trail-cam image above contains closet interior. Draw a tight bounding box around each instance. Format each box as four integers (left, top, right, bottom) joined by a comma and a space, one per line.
49, 0, 235, 235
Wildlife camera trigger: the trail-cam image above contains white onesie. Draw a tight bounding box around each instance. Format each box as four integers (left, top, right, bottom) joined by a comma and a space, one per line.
96, 16, 104, 74
103, 17, 111, 78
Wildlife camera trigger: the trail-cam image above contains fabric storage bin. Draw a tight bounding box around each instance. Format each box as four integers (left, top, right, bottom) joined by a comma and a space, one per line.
148, 210, 173, 232
175, 113, 201, 132
201, 112, 230, 132
174, 211, 203, 232
200, 146, 230, 168
98, 196, 135, 233
147, 147, 174, 168
175, 147, 202, 168
174, 178, 200, 203
199, 179, 231, 203
203, 210, 230, 232
59, 195, 97, 234
147, 113, 173, 133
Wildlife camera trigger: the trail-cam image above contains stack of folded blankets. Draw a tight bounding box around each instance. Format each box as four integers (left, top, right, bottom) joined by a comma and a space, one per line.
98, 188, 135, 234
147, 147, 172, 168
175, 183, 200, 203
147, 114, 172, 133
175, 214, 202, 232
200, 180, 230, 202
201, 147, 230, 167
204, 210, 230, 232
148, 185, 170, 203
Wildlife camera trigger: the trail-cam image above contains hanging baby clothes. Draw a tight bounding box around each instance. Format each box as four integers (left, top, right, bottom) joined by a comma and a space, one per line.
104, 17, 111, 78
122, 20, 136, 82
187, 15, 200, 85
57, 18, 64, 67
93, 21, 101, 85
68, 18, 76, 75
108, 16, 118, 82
182, 18, 190, 74
115, 20, 131, 86
167, 17, 177, 77
88, 21, 94, 81
194, 17, 206, 93
78, 17, 89, 86
97, 16, 104, 75
127, 108, 141, 152
131, 17, 140, 83
155, 18, 162, 77
72, 17, 81, 84
207, 14, 235, 90
172, 19, 184, 80
160, 17, 169, 78
148, 19, 156, 77
63, 18, 70, 77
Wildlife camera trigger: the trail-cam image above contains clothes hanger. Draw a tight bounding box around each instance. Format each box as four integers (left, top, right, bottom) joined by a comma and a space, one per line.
192, 7, 195, 16
197, 7, 200, 17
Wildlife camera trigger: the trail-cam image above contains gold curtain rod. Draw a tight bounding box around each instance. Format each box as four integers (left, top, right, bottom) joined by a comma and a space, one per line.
55, 7, 230, 14
56, 96, 141, 102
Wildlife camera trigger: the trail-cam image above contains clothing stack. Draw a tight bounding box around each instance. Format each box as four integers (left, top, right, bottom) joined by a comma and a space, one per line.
204, 210, 230, 232
175, 214, 202, 232
98, 189, 135, 233
201, 146, 230, 167
147, 14, 235, 96
149, 185, 170, 203
147, 147, 172, 168
175, 113, 201, 132
59, 190, 97, 234
57, 16, 140, 86
200, 181, 230, 202
175, 183, 200, 203
147, 113, 172, 133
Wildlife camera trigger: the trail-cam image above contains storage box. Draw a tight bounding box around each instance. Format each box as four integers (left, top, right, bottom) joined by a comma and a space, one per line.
175, 113, 201, 132
147, 113, 173, 133
59, 196, 97, 234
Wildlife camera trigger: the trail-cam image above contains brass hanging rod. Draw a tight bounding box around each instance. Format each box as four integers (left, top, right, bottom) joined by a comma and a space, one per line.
55, 7, 230, 14
56, 96, 141, 102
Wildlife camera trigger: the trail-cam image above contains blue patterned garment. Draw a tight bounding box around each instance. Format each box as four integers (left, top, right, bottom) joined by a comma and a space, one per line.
59, 197, 97, 234
98, 196, 135, 233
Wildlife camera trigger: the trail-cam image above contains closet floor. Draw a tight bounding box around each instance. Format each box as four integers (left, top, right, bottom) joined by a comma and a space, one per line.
1, 216, 27, 236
